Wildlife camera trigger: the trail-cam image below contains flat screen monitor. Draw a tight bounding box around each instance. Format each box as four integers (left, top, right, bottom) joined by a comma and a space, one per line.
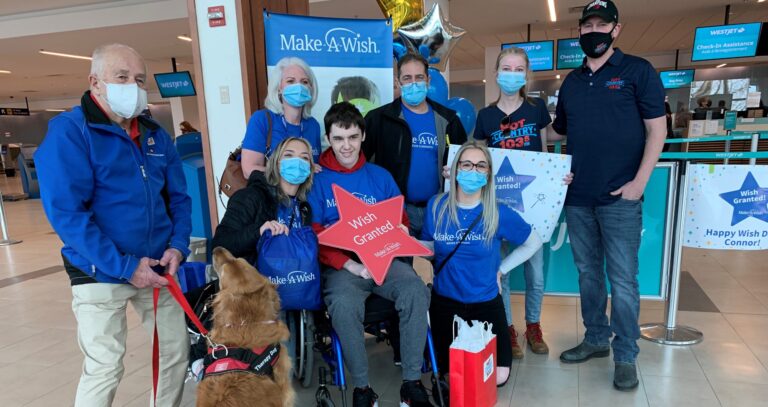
660, 69, 695, 89
154, 71, 196, 98
757, 21, 768, 56
692, 22, 763, 61
556, 38, 585, 70
502, 40, 554, 71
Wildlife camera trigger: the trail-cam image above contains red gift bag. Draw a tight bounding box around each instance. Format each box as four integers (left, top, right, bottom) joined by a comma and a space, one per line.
449, 317, 497, 407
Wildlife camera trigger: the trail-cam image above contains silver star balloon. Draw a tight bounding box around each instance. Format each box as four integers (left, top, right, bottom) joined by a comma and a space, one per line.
396, 3, 466, 71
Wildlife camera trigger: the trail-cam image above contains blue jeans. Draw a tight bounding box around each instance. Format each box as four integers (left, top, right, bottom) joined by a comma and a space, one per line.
565, 199, 642, 364
501, 245, 545, 326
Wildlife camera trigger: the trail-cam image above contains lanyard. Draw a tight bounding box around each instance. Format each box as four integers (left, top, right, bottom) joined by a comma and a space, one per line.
287, 198, 299, 228
281, 115, 304, 137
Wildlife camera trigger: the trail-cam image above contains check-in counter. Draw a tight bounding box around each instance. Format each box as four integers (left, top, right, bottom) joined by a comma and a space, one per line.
682, 118, 768, 164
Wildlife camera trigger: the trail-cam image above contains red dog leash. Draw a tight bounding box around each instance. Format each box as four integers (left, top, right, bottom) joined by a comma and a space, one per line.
152, 275, 208, 406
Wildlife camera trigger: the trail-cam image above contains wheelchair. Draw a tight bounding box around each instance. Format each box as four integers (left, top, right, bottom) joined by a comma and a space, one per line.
181, 271, 445, 406
309, 293, 446, 407
284, 309, 316, 388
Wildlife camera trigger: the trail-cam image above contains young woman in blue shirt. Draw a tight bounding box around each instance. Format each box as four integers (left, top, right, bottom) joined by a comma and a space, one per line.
419, 141, 542, 390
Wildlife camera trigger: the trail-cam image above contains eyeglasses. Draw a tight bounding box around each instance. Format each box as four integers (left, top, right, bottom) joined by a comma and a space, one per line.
458, 160, 490, 173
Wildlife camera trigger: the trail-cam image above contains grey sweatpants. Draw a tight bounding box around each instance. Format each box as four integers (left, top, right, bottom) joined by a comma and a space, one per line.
323, 260, 431, 388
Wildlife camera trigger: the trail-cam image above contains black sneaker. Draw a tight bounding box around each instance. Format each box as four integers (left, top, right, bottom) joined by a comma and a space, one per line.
400, 380, 434, 407
353, 386, 379, 407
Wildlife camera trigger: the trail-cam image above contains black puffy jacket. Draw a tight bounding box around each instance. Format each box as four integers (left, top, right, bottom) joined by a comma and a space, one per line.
211, 171, 311, 265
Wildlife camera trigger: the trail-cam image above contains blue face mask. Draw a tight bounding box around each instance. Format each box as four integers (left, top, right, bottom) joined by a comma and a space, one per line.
279, 157, 311, 185
401, 81, 428, 106
282, 84, 312, 108
496, 71, 527, 95
456, 170, 488, 194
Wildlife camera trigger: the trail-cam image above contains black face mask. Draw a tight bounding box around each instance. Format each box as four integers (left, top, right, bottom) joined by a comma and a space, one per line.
579, 27, 615, 58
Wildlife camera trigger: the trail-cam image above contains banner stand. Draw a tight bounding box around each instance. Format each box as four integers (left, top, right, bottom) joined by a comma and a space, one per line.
0, 191, 22, 246
750, 132, 759, 166
640, 161, 703, 345
641, 133, 768, 345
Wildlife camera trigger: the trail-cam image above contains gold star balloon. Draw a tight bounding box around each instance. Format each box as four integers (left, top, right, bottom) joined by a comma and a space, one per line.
396, 3, 466, 71
376, 0, 424, 33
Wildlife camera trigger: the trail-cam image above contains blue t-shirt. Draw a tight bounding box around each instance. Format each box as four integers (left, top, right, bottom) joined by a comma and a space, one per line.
552, 49, 665, 206
402, 105, 439, 204
473, 98, 551, 152
276, 197, 303, 229
242, 109, 322, 162
308, 162, 403, 227
422, 196, 532, 303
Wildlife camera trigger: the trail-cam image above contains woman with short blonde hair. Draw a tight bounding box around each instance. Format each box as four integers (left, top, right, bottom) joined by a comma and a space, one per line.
240, 57, 322, 177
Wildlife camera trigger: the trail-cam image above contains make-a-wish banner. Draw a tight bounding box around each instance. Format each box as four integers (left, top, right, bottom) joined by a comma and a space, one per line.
265, 12, 393, 151
684, 164, 768, 250
446, 146, 571, 241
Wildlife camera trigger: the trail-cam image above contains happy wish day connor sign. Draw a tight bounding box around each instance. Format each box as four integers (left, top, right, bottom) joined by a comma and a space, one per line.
684, 165, 768, 250
317, 185, 432, 285
446, 146, 572, 241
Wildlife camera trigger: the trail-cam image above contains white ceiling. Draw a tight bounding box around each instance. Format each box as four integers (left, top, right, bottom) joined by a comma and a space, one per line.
0, 18, 194, 105
311, 0, 768, 71
0, 0, 766, 108
0, 0, 118, 16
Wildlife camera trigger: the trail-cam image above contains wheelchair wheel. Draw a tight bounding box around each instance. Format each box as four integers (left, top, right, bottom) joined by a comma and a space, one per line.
315, 386, 335, 407
317, 398, 335, 407
316, 366, 336, 407
290, 310, 315, 388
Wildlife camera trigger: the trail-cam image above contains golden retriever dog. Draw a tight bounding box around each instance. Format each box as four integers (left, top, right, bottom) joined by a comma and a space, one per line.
196, 247, 294, 407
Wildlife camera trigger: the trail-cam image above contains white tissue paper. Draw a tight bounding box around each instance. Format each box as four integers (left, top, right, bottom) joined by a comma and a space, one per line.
450, 315, 495, 353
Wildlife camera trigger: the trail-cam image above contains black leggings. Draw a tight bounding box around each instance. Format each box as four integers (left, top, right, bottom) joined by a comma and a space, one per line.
429, 292, 512, 375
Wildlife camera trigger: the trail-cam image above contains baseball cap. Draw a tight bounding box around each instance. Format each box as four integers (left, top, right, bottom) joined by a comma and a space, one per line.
580, 0, 619, 25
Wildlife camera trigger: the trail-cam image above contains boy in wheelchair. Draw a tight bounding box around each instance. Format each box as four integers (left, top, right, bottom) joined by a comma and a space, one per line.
308, 102, 434, 407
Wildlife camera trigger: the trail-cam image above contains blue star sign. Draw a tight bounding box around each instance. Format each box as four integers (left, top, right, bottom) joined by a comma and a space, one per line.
719, 171, 768, 226
495, 156, 536, 212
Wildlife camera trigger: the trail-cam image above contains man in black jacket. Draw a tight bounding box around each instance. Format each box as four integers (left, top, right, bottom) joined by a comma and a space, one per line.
363, 53, 467, 237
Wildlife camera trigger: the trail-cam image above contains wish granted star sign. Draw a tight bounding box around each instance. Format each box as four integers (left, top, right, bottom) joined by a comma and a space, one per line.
719, 171, 768, 226
317, 185, 432, 285
495, 156, 536, 212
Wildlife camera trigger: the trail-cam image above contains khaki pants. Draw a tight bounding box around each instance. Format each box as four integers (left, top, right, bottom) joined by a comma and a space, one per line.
71, 282, 189, 407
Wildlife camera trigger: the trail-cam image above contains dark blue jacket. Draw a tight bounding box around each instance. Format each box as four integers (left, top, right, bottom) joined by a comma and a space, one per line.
35, 92, 192, 284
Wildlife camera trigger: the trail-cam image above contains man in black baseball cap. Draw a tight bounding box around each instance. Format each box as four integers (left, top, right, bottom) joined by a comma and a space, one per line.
579, 0, 619, 25
578, 0, 621, 59
547, 0, 667, 393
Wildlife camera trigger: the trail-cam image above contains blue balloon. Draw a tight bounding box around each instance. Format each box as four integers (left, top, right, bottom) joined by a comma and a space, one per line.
418, 44, 431, 60
427, 68, 448, 105
393, 40, 408, 61
446, 97, 477, 135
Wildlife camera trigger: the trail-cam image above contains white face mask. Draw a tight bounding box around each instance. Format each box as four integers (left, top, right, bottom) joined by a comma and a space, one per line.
101, 81, 148, 119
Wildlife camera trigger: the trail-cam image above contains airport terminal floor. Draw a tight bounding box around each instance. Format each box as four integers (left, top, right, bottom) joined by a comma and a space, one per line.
2, 175, 768, 406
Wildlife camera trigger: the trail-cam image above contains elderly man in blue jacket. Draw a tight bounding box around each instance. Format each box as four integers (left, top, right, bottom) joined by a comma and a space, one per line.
35, 43, 192, 407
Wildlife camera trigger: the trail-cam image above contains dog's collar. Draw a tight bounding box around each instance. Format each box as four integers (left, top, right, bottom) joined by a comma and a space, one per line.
222, 319, 278, 329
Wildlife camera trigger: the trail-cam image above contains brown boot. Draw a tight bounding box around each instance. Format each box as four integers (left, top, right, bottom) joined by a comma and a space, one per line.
525, 322, 549, 354
509, 325, 524, 359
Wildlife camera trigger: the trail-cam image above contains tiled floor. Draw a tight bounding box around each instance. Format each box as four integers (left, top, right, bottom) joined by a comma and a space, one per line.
2, 174, 768, 406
